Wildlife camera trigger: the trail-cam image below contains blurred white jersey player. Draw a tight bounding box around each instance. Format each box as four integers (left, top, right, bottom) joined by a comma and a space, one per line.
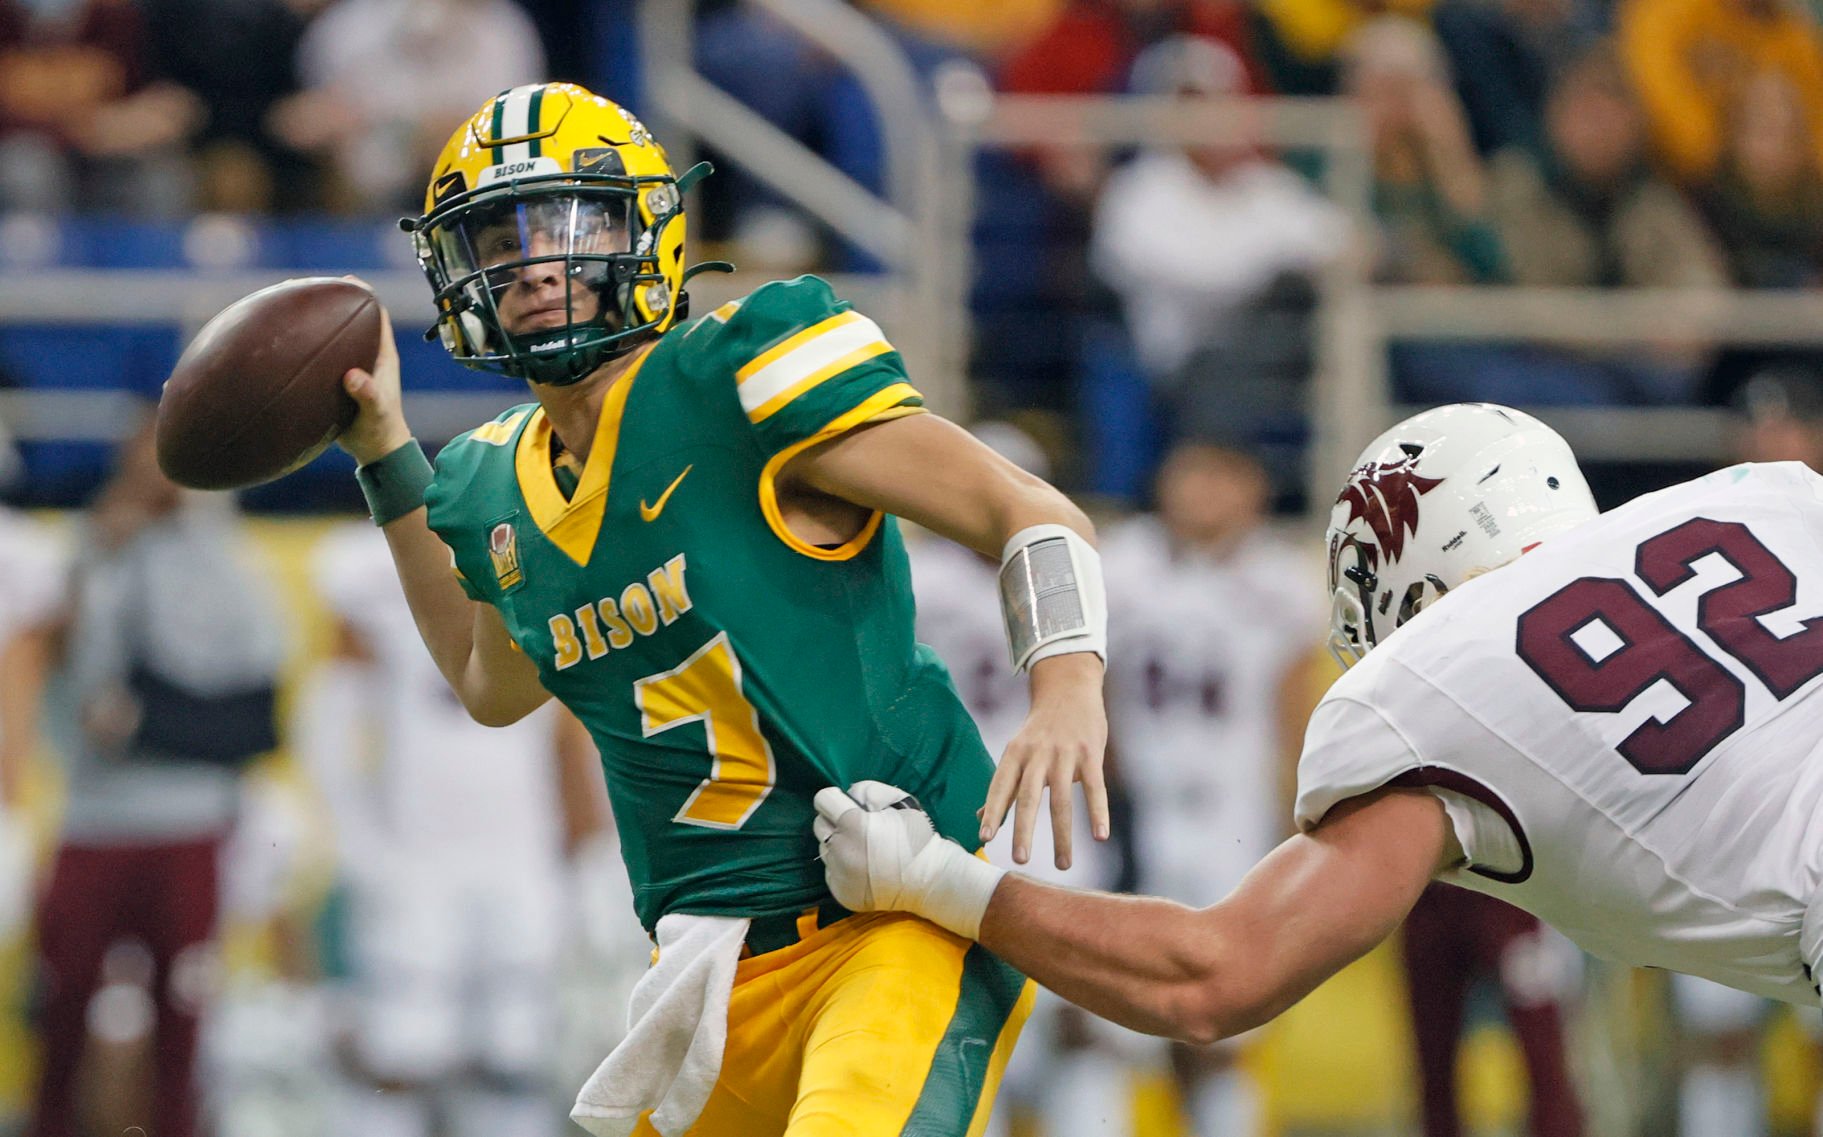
1102, 443, 1319, 1137
1105, 444, 1317, 908
0, 500, 64, 940
908, 422, 1120, 1137
302, 523, 576, 1137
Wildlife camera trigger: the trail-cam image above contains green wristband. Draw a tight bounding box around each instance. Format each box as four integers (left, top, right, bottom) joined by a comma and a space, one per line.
356, 439, 433, 526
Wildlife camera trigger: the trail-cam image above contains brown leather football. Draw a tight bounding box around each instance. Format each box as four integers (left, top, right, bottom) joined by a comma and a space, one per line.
156, 277, 380, 490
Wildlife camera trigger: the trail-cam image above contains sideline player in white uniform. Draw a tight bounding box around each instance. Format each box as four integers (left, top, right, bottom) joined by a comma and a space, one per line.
0, 502, 64, 941
908, 423, 1125, 1137
813, 403, 1823, 1050
1102, 443, 1318, 1137
301, 522, 589, 1137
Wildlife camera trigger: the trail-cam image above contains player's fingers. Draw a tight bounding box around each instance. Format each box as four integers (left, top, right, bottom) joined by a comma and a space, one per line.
980, 753, 1021, 843
1049, 764, 1074, 871
342, 368, 376, 403
375, 304, 399, 366
1081, 758, 1111, 842
1011, 761, 1047, 865
813, 786, 860, 825
813, 815, 834, 846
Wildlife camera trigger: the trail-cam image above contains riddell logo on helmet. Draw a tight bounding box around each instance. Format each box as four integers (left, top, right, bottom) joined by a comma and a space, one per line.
1337, 455, 1443, 565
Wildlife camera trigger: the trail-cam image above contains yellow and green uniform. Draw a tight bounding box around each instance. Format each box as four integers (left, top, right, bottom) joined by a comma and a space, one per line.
424, 274, 1029, 1135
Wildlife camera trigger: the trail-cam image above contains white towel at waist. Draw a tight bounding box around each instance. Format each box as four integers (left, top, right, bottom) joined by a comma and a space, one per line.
571, 913, 749, 1137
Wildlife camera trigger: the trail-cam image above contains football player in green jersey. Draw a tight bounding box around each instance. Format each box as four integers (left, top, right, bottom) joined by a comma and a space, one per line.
333, 83, 1111, 1136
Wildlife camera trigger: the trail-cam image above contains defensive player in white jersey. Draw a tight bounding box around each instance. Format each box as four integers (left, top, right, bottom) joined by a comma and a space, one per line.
814, 402, 1823, 1047
1101, 442, 1318, 1137
301, 523, 609, 1137
0, 502, 64, 941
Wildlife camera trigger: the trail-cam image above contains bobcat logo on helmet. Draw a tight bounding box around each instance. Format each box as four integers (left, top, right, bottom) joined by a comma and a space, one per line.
1336, 453, 1443, 567
1324, 404, 1598, 668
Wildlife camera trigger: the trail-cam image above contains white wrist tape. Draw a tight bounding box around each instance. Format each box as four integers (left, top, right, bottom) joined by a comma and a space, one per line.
998, 524, 1107, 672
910, 840, 1008, 941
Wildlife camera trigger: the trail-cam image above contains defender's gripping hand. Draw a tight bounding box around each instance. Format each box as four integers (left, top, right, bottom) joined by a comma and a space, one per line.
813, 781, 1006, 940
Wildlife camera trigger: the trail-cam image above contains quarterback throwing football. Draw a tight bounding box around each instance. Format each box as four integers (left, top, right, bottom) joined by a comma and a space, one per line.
336, 84, 1110, 1136
820, 403, 1823, 1042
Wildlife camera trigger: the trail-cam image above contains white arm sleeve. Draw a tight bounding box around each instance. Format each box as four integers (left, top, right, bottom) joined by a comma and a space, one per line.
998, 524, 1107, 672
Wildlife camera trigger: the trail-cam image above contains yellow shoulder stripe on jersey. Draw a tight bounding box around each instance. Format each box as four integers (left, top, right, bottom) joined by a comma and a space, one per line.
757, 382, 925, 561
747, 342, 894, 424
469, 410, 530, 446
513, 346, 651, 566
711, 300, 742, 322
736, 310, 893, 422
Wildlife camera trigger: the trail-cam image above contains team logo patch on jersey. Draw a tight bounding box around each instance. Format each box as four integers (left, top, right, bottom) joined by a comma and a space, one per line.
1336, 455, 1443, 565
488, 518, 524, 591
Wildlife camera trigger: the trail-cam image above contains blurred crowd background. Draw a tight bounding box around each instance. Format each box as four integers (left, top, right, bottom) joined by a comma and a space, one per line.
9, 0, 1823, 1135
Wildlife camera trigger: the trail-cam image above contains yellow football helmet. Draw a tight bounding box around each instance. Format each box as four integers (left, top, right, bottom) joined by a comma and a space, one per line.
406, 83, 725, 386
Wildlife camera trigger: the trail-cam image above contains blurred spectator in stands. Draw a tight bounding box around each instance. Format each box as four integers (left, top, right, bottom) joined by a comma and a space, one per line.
1251, 0, 1431, 92
141, 0, 320, 212
1696, 70, 1823, 404
1346, 16, 1507, 285
1254, 0, 1601, 149
1000, 0, 1266, 203
267, 0, 544, 213
1702, 69, 1823, 286
1471, 46, 1724, 404
1489, 46, 1728, 288
1102, 441, 1323, 1137
1734, 366, 1823, 465
688, 2, 834, 269
1619, 0, 1823, 185
1426, 0, 1586, 158
27, 419, 284, 1137
861, 0, 1065, 60
0, 0, 200, 215
1090, 35, 1346, 480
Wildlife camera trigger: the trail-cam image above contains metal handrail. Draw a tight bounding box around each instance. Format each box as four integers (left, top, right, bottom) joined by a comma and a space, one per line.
636, 0, 959, 410
945, 90, 1381, 505
653, 70, 915, 265
748, 0, 936, 234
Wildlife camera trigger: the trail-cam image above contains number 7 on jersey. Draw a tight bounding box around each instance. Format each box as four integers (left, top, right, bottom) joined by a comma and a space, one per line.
635, 631, 778, 829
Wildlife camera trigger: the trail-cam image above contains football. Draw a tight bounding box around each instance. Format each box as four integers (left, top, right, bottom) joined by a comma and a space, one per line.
156, 276, 381, 490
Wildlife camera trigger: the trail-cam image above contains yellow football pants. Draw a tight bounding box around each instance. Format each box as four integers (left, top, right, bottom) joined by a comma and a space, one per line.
632, 910, 1034, 1137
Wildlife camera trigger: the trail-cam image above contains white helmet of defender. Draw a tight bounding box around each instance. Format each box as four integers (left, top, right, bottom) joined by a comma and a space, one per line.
1326, 403, 1597, 666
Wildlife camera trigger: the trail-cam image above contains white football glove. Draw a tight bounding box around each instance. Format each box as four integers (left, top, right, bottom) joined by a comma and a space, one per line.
813, 780, 1005, 940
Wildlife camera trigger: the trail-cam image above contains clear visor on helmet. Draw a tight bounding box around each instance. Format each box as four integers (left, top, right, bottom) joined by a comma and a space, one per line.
427, 191, 638, 338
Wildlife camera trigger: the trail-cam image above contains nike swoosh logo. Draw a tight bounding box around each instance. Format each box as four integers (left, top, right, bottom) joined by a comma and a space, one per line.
640, 465, 693, 522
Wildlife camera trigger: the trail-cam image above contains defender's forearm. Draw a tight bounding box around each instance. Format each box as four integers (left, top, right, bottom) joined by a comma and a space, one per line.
970, 793, 1446, 1045
978, 875, 1233, 1042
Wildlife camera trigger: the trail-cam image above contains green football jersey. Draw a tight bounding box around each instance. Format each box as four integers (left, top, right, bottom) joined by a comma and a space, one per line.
424, 275, 996, 932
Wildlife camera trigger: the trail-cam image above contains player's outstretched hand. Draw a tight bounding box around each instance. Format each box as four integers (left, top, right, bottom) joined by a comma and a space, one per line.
814, 782, 1006, 940
336, 290, 412, 466
982, 653, 1109, 870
